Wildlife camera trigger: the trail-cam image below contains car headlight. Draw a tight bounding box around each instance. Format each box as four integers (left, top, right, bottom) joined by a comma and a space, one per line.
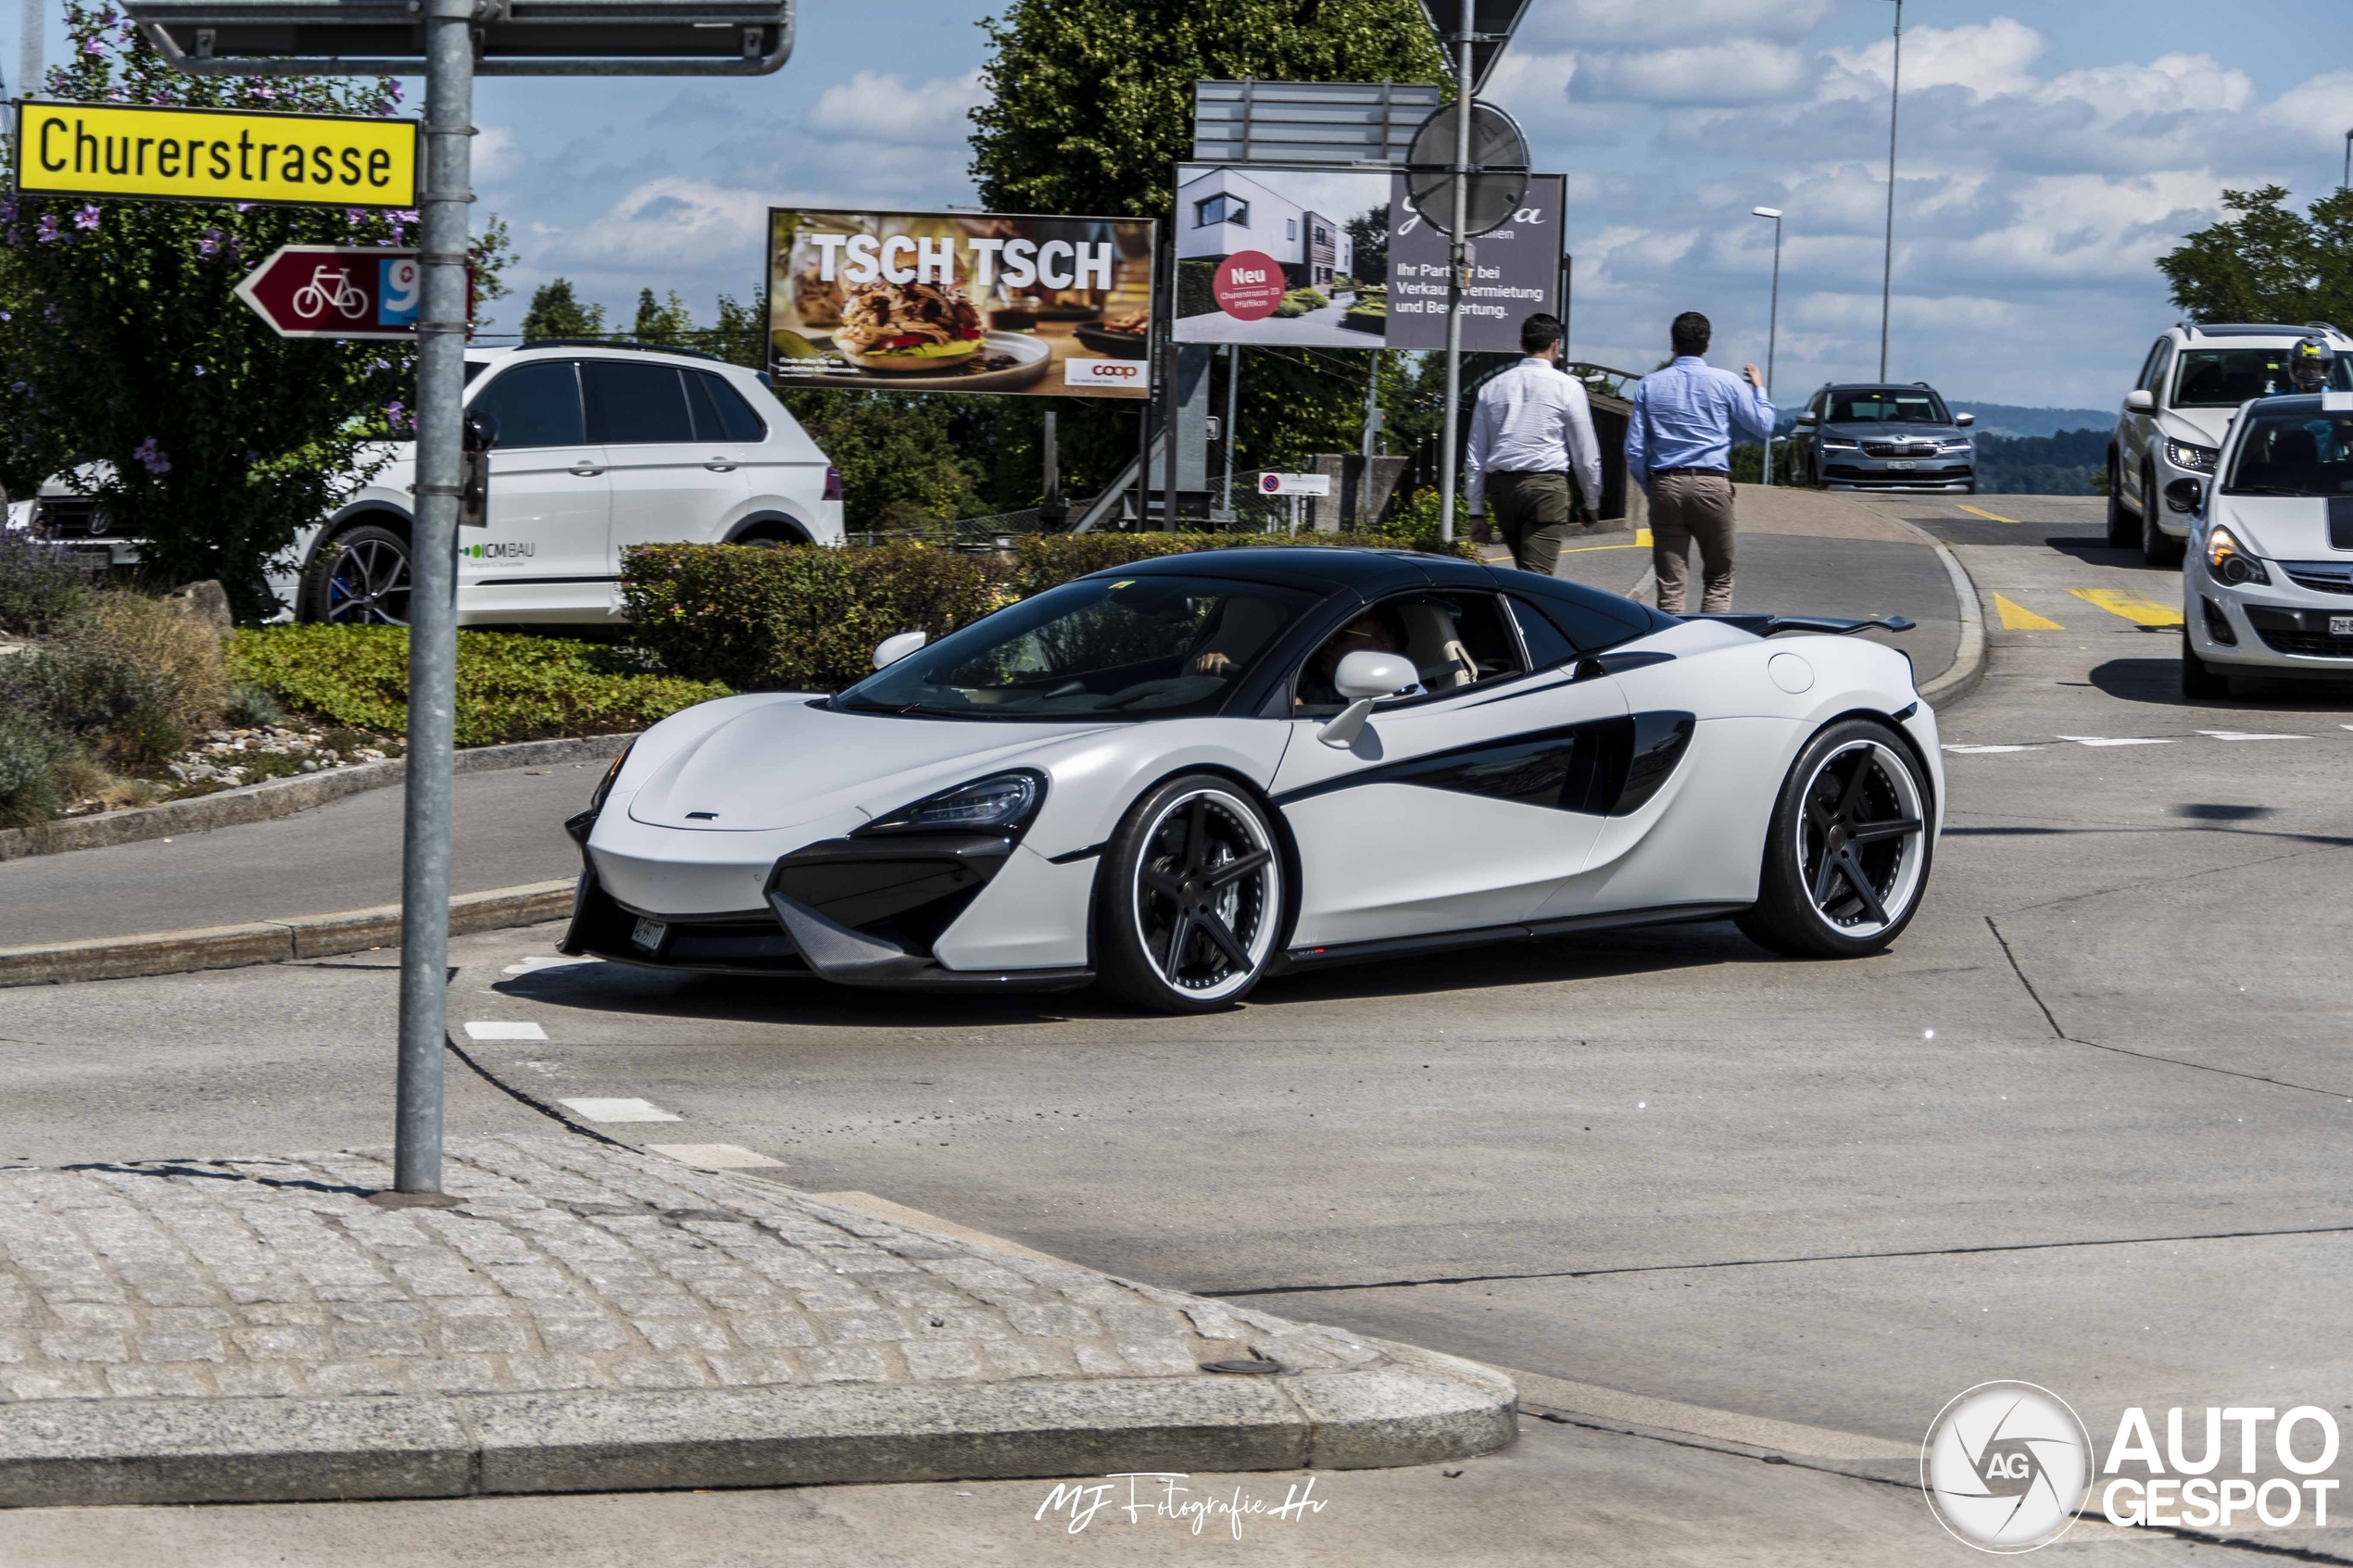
2166, 438, 2218, 472
2205, 526, 2268, 586
860, 770, 1045, 836
588, 742, 635, 813
1820, 438, 1859, 451
1939, 439, 1973, 454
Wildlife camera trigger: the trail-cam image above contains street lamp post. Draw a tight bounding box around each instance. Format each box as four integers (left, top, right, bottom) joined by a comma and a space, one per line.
1881, 0, 1902, 382
1754, 207, 1782, 486
2343, 128, 2351, 190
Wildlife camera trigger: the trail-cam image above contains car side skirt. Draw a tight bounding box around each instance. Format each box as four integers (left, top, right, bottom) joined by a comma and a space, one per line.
1272, 899, 1752, 972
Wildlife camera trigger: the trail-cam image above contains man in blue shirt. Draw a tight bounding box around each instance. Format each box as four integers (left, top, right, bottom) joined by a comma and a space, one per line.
1626, 311, 1775, 613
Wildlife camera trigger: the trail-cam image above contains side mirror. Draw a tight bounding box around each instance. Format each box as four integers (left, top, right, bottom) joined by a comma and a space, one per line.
872, 630, 927, 670
1955, 412, 1975, 427
2125, 390, 2156, 414
1317, 650, 1419, 749
2164, 476, 2205, 516
1794, 412, 1818, 427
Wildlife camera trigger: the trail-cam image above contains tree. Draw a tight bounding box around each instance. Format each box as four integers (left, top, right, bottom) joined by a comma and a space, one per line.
2157, 185, 2353, 328
632, 288, 694, 345
1344, 204, 1389, 286
521, 279, 606, 340
0, 3, 510, 620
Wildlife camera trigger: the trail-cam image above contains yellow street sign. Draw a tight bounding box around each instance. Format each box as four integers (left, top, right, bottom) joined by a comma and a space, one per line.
14, 100, 420, 209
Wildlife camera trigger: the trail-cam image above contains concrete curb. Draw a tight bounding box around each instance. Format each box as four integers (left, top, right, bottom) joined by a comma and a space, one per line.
1883, 513, 1987, 709
0, 878, 578, 988
0, 734, 635, 865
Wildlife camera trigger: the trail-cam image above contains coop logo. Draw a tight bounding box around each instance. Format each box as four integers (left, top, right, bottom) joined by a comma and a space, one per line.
1065, 359, 1141, 387
1921, 1382, 2091, 1553
462, 541, 535, 559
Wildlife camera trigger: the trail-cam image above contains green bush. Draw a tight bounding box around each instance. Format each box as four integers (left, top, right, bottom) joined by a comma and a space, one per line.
0, 708, 76, 828
1271, 287, 1330, 320
1176, 257, 1220, 319
228, 627, 731, 747
622, 541, 1015, 692
0, 536, 93, 638
6, 645, 186, 765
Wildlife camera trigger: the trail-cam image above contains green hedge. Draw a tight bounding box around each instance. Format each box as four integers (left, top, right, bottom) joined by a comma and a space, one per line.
228, 627, 730, 747
622, 533, 1478, 693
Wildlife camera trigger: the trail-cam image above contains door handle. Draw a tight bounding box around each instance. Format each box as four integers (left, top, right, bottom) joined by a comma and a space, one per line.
570, 465, 603, 477
704, 461, 736, 472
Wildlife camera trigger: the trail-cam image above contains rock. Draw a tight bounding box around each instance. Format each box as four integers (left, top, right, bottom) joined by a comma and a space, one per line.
165, 580, 234, 635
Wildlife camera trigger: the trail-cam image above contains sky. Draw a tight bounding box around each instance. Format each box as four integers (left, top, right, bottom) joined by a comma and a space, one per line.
11, 0, 2350, 408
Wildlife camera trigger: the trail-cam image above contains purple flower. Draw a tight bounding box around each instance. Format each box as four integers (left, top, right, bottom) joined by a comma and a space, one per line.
81, 36, 104, 56
192, 364, 206, 377
35, 215, 59, 243
72, 205, 98, 232
196, 227, 223, 257
385, 400, 408, 426
234, 202, 255, 213
132, 437, 170, 475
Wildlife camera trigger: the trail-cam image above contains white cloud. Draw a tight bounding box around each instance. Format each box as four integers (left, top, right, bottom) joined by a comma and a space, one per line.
1522, 0, 1835, 48
558, 178, 771, 268
472, 124, 522, 184
2263, 69, 2353, 149
807, 69, 987, 146
1825, 18, 2045, 102
1570, 42, 1815, 105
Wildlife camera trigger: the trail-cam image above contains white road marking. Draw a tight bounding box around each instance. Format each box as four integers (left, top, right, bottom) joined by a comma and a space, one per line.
2196, 731, 2308, 742
463, 1021, 547, 1041
2056, 735, 2174, 747
501, 955, 598, 976
1944, 744, 2038, 754
648, 1143, 784, 1170
560, 1098, 683, 1123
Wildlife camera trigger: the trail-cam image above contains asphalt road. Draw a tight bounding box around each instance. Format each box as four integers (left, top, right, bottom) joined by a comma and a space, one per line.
14, 495, 2353, 1562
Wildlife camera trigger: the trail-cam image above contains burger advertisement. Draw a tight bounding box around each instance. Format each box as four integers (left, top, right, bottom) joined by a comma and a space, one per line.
767, 208, 1157, 399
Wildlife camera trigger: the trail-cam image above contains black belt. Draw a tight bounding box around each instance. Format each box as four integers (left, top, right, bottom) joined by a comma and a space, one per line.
1652, 466, 1729, 477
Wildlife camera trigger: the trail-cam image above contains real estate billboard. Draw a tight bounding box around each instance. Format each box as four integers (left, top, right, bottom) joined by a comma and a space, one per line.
766, 208, 1157, 399
1171, 165, 1566, 354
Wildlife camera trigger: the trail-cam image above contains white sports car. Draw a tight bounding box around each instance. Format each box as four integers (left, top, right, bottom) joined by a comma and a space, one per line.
560, 548, 1943, 1012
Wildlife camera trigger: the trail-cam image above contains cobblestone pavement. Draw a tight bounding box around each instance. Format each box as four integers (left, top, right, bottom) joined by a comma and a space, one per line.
0, 1136, 1395, 1405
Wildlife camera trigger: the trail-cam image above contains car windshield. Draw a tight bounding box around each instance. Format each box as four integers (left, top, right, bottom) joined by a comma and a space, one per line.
2172, 349, 2353, 408
836, 574, 1318, 721
2221, 409, 2353, 496
1828, 389, 1948, 424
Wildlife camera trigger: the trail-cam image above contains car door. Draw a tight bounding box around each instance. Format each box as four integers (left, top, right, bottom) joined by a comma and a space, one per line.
589, 359, 751, 590
2121, 338, 2169, 510
1269, 589, 1629, 948
459, 358, 611, 622
685, 369, 795, 535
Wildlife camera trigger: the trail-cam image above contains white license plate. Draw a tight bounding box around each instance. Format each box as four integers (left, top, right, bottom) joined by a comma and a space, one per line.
1884, 460, 1918, 470
630, 917, 668, 951
2332, 617, 2353, 637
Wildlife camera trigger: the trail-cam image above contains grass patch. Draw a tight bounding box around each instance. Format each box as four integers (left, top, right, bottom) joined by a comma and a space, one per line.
228, 627, 731, 747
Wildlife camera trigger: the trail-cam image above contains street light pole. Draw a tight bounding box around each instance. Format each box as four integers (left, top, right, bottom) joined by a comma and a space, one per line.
2343, 128, 2350, 190
1880, 0, 1902, 382
1754, 207, 1782, 486
387, 0, 476, 1203
19, 0, 41, 105
1436, 0, 1473, 546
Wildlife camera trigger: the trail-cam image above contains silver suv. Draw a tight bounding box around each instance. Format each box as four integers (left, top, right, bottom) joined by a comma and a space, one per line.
17, 341, 844, 625
2109, 321, 2353, 565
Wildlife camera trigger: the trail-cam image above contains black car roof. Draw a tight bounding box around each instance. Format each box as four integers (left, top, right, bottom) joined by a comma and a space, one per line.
2246, 394, 2336, 414
1085, 546, 1476, 596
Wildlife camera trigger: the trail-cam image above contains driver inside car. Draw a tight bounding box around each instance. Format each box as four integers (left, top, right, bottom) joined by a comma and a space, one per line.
1293, 608, 1427, 713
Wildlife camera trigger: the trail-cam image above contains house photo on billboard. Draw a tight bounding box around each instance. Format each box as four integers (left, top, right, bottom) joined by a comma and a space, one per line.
1175, 166, 1378, 348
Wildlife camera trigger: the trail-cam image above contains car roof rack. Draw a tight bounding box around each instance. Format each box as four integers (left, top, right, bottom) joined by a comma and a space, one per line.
2178, 322, 2333, 339
511, 337, 731, 364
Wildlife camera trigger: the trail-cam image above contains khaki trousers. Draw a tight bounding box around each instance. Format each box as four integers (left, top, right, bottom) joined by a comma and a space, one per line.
1486, 470, 1578, 578
1648, 470, 1736, 613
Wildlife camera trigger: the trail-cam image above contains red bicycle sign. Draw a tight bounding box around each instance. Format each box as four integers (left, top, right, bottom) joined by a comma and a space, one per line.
233, 245, 452, 339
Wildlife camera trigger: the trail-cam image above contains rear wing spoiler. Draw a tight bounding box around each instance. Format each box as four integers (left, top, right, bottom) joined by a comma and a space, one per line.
1684, 613, 1917, 638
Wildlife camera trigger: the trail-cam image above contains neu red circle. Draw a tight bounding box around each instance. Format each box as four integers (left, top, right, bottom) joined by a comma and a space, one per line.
1213, 251, 1286, 320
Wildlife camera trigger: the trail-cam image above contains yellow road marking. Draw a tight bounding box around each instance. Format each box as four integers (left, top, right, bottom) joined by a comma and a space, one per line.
1993, 595, 2063, 630
1957, 504, 2021, 524
2068, 587, 2183, 627
1559, 527, 1653, 555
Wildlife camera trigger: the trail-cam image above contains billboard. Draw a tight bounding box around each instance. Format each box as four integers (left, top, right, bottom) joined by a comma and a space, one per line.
1172, 165, 1565, 354
766, 208, 1156, 399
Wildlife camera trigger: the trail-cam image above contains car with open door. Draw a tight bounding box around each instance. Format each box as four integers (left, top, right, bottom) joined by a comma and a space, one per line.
560, 548, 1943, 1012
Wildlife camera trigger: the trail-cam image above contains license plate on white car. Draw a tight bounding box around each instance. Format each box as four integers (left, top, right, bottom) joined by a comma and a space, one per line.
1885, 460, 1918, 470
2333, 617, 2353, 637
630, 917, 668, 951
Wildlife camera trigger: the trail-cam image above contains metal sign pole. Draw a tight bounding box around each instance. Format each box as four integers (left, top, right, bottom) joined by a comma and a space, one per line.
19, 0, 38, 102
390, 0, 475, 1201
1436, 0, 1474, 546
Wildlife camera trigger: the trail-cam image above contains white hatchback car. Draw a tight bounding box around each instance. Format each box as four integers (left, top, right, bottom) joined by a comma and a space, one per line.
2110, 322, 2353, 566
16, 341, 843, 625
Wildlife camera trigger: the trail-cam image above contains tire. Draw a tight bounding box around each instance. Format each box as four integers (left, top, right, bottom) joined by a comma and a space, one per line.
729, 520, 812, 548
2141, 465, 2184, 567
2182, 642, 2231, 701
1094, 773, 1287, 1012
2105, 456, 2136, 547
1737, 720, 1934, 960
301, 521, 412, 625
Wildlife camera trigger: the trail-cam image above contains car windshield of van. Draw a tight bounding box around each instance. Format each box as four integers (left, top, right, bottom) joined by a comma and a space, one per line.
2173, 349, 2353, 408
2222, 410, 2353, 496
1828, 389, 1948, 424
835, 575, 1317, 720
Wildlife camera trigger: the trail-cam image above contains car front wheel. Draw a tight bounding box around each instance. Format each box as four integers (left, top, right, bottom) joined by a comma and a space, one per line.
2182, 642, 2230, 701
2142, 464, 2184, 567
302, 522, 412, 625
1738, 720, 1933, 959
1095, 773, 1287, 1012
2105, 456, 2135, 547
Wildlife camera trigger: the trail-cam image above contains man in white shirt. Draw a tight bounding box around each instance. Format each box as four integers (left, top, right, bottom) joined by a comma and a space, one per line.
1466, 312, 1604, 578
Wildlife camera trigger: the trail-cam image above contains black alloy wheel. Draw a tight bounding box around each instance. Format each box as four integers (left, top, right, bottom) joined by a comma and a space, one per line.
2105, 456, 2136, 547
1739, 720, 1933, 959
1096, 773, 1285, 1012
304, 522, 413, 625
2142, 463, 2185, 567
2182, 640, 2231, 701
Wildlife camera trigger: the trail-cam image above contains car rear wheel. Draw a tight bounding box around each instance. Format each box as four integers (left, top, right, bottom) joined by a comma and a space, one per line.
1095, 774, 1286, 1012
1738, 720, 1933, 960
2182, 642, 2231, 701
2105, 456, 2136, 547
2141, 464, 2184, 567
302, 521, 412, 625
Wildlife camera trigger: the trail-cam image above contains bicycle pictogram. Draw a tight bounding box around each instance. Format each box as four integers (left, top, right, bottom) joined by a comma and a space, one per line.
290, 265, 370, 321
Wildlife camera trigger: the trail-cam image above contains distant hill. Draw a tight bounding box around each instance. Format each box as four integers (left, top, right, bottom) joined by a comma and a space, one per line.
1973, 428, 2108, 496
1768, 401, 2114, 439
